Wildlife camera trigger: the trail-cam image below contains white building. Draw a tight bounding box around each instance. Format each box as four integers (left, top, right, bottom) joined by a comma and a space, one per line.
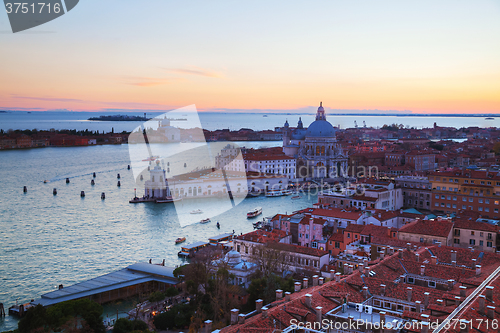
317, 181, 403, 211
215, 145, 297, 180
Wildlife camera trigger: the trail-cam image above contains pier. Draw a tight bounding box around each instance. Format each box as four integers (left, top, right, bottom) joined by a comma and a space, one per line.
31, 262, 178, 308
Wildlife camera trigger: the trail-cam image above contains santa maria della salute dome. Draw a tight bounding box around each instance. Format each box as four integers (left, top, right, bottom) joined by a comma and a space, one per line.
282, 102, 348, 179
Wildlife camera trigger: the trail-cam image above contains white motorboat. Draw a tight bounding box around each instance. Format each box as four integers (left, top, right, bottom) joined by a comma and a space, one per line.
247, 207, 263, 218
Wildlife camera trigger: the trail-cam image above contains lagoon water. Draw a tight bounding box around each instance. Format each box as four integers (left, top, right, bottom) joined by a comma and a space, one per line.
0, 141, 316, 331
0, 111, 498, 133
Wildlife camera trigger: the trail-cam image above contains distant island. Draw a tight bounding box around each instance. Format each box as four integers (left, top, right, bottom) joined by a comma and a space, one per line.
88, 115, 151, 121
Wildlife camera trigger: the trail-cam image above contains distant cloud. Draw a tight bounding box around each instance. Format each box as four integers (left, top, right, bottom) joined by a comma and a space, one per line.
11, 95, 84, 102
122, 76, 184, 87
163, 66, 223, 78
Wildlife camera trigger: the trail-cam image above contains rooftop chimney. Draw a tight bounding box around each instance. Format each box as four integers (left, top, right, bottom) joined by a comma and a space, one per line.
319, 277, 324, 285
262, 307, 268, 318
204, 320, 212, 333
380, 284, 386, 296
416, 253, 420, 262
303, 277, 309, 289
379, 312, 386, 326
487, 305, 495, 319
459, 286, 467, 297
312, 275, 319, 287
415, 300, 422, 313
238, 314, 245, 324
256, 299, 263, 312
454, 296, 461, 306
305, 294, 312, 308
276, 289, 283, 300
362, 286, 369, 299
452, 260, 457, 267
431, 256, 437, 265
330, 269, 336, 277
476, 265, 482, 275
451, 250, 457, 263
294, 282, 301, 292
285, 291, 291, 301
231, 309, 239, 325
437, 299, 444, 307
424, 292, 430, 309
448, 279, 455, 290
407, 287, 413, 302
420, 265, 425, 276
486, 286, 494, 301
421, 321, 430, 333
478, 295, 486, 315
335, 272, 341, 282
315, 306, 322, 323
398, 249, 403, 258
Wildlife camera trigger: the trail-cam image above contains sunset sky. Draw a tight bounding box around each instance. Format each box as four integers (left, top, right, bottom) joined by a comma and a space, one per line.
1, 0, 499, 113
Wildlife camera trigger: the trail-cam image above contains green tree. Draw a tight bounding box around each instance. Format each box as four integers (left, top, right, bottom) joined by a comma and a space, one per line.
113, 318, 149, 333
165, 286, 179, 297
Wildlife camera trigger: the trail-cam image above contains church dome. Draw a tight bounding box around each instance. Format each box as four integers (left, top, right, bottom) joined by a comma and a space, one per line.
306, 102, 336, 138
306, 120, 336, 138
225, 249, 242, 265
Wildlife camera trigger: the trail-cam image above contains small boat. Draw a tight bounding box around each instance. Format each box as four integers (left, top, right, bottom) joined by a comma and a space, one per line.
282, 190, 292, 196
142, 156, 160, 162
265, 190, 283, 197
190, 209, 203, 214
247, 207, 263, 218
43, 180, 49, 183
200, 218, 211, 224
291, 195, 302, 200
485, 117, 494, 120
253, 221, 263, 229
216, 221, 220, 229
175, 237, 186, 244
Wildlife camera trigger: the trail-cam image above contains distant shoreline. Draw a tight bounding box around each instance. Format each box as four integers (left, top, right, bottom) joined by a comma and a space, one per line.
0, 110, 499, 117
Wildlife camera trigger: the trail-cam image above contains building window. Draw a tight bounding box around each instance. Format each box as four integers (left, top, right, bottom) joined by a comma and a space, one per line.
470, 239, 476, 245
407, 277, 415, 284
428, 281, 436, 288
487, 242, 493, 248
471, 231, 475, 236
454, 238, 460, 244
480, 241, 484, 246
347, 233, 351, 238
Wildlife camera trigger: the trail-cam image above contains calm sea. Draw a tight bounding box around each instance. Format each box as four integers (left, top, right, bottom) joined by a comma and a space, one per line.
0, 111, 498, 133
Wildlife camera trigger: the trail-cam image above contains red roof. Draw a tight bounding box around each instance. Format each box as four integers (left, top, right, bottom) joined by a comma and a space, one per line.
237, 229, 289, 243
311, 208, 363, 220
399, 219, 454, 238
453, 218, 499, 233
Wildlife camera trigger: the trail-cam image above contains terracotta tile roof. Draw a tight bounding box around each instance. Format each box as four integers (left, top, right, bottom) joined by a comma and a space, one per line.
360, 224, 393, 238
328, 232, 344, 242
398, 219, 454, 238
267, 242, 328, 257
344, 224, 365, 233
236, 229, 289, 244
311, 208, 363, 220
453, 218, 499, 233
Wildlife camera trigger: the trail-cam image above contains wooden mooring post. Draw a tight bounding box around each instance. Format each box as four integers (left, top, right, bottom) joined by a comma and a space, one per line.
0, 302, 5, 316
